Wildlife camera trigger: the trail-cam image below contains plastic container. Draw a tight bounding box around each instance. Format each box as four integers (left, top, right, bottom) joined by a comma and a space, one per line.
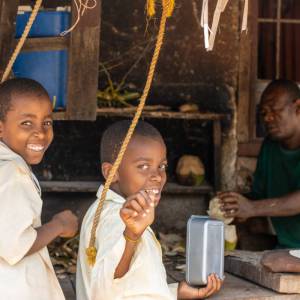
186, 215, 224, 286
13, 9, 70, 110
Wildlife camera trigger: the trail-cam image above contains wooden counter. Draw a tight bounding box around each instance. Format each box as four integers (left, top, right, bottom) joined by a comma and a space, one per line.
211, 274, 300, 300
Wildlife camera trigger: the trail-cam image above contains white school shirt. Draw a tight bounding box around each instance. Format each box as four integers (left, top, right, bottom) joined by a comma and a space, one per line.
76, 185, 177, 300
0, 142, 65, 300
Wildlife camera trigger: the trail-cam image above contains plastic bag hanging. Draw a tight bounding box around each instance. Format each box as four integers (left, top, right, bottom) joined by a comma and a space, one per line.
241, 0, 248, 32
208, 0, 229, 51
201, 0, 210, 49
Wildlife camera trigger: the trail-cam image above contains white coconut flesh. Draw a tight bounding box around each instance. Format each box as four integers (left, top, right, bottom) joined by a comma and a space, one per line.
207, 197, 234, 225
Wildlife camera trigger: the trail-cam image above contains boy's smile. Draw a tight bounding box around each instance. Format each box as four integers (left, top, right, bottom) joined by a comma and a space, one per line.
109, 135, 168, 205
0, 94, 53, 165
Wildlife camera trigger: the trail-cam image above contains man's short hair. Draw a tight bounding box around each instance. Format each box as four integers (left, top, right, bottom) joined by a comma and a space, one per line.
0, 78, 50, 121
262, 79, 300, 104
100, 120, 163, 163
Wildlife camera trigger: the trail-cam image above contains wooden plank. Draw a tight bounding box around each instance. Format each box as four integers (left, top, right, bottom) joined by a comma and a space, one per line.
237, 0, 260, 142
249, 0, 259, 140
0, 0, 19, 79
96, 108, 226, 121
213, 120, 222, 190
18, 36, 69, 52
66, 0, 101, 120
237, 0, 254, 142
211, 273, 300, 300
53, 108, 227, 121
225, 250, 300, 294
164, 256, 298, 300
165, 261, 299, 300
40, 181, 213, 194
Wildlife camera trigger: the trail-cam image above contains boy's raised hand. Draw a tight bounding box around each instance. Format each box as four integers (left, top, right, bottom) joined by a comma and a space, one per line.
120, 190, 155, 240
178, 274, 223, 299
52, 210, 78, 238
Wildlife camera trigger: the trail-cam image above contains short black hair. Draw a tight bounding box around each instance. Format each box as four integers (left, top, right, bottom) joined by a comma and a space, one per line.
261, 79, 300, 104
0, 78, 50, 121
100, 120, 164, 163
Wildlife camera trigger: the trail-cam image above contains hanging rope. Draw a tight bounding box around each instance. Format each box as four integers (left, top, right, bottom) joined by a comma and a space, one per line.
147, 0, 156, 18
1, 0, 43, 83
86, 0, 174, 267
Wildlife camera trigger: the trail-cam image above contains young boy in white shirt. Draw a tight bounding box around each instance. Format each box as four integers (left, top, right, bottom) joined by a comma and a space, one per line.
0, 78, 78, 300
77, 120, 222, 300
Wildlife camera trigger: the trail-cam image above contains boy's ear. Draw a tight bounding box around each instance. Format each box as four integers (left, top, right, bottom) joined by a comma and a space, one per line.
101, 162, 119, 183
295, 99, 300, 115
0, 121, 3, 138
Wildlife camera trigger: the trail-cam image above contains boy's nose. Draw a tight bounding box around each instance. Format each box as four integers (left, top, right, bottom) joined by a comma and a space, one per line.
150, 171, 162, 182
33, 128, 46, 139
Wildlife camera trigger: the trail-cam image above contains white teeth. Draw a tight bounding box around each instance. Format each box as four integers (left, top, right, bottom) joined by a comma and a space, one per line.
27, 144, 44, 152
146, 189, 160, 195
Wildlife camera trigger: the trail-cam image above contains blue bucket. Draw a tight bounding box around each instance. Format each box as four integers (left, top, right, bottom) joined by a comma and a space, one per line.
13, 11, 70, 110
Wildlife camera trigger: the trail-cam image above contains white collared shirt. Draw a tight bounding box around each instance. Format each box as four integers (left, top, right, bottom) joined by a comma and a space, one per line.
0, 142, 65, 300
76, 185, 177, 300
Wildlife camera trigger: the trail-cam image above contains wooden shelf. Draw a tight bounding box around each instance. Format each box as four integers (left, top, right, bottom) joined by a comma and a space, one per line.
18, 36, 69, 52
40, 181, 213, 194
50, 107, 223, 190
96, 107, 226, 121
52, 109, 226, 122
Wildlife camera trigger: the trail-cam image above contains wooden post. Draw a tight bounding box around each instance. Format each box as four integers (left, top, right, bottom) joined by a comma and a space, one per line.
0, 0, 19, 80
213, 119, 222, 190
237, 0, 257, 142
66, 0, 101, 120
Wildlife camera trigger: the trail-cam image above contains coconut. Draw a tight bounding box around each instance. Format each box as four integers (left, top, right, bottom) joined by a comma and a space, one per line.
176, 155, 205, 186
207, 197, 234, 225
224, 225, 237, 250
179, 103, 199, 113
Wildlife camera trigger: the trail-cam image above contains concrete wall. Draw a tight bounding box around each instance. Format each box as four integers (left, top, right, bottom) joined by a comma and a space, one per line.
19, 0, 250, 229
34, 0, 243, 189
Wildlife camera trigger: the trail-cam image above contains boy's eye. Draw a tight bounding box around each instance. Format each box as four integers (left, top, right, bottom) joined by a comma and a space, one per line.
138, 164, 149, 171
21, 121, 32, 126
44, 120, 53, 127
159, 163, 168, 171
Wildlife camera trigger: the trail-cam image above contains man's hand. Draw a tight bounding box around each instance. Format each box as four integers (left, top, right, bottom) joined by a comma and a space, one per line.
52, 210, 78, 238
218, 192, 255, 220
178, 274, 223, 299
120, 191, 155, 240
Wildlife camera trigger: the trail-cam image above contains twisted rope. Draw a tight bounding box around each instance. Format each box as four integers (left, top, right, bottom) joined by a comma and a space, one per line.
86, 0, 174, 266
1, 0, 43, 83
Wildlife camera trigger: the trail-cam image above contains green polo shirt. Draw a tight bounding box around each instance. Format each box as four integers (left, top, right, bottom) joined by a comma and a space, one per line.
251, 138, 300, 248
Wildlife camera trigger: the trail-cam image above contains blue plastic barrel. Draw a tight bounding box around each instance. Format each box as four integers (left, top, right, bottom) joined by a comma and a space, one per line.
13, 10, 70, 110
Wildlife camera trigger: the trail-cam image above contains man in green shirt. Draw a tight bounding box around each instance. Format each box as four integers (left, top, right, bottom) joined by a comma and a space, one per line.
219, 79, 300, 249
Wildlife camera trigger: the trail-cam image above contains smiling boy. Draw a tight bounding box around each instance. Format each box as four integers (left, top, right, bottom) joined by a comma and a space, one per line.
76, 120, 222, 300
0, 78, 78, 300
